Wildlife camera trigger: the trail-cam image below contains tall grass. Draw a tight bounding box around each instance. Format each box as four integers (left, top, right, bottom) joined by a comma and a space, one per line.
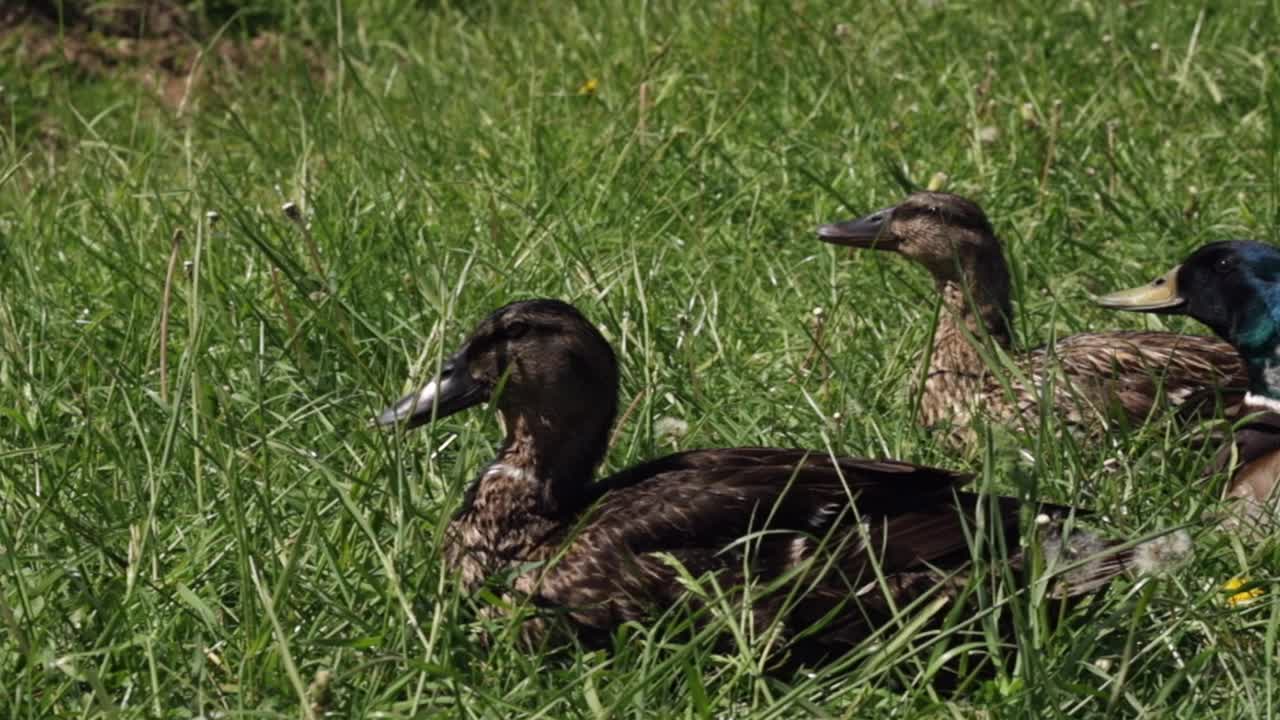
1, 0, 1278, 716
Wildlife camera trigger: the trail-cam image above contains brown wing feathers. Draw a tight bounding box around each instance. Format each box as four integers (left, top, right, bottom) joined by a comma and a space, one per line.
590, 453, 971, 549
1033, 331, 1246, 423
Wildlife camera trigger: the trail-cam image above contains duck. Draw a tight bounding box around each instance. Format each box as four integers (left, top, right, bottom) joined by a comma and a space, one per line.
376, 298, 1179, 668
816, 192, 1246, 448
1096, 240, 1280, 528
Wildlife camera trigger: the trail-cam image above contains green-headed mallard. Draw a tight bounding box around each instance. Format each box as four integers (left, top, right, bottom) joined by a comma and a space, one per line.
817, 191, 1245, 447
1098, 240, 1280, 527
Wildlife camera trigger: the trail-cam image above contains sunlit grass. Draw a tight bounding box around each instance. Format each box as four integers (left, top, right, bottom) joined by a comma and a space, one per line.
1, 0, 1278, 716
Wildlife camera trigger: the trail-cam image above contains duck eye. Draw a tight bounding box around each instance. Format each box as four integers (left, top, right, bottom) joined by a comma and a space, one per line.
506, 321, 530, 339
1214, 256, 1236, 274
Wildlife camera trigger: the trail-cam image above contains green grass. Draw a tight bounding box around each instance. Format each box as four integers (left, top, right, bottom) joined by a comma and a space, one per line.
2, 0, 1280, 715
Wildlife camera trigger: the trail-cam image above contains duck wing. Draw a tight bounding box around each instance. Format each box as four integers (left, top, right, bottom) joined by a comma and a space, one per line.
528, 453, 1101, 648
589, 451, 972, 553
589, 446, 971, 501
1017, 331, 1245, 424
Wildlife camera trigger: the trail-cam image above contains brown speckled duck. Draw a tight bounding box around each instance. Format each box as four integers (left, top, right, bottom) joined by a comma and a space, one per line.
376, 299, 1177, 666
817, 192, 1246, 447
1098, 241, 1280, 530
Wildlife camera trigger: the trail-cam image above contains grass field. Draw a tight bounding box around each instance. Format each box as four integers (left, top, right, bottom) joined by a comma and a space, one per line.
2, 0, 1279, 716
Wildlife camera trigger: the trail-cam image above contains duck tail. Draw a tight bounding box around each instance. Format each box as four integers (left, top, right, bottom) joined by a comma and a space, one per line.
1042, 526, 1192, 598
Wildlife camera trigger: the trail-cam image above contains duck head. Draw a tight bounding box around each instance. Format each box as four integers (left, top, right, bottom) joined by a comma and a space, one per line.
1097, 240, 1280, 406
377, 299, 619, 490
817, 192, 1003, 285
817, 191, 1013, 344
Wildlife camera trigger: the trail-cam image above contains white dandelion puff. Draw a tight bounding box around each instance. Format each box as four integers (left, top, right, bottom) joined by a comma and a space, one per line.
654, 416, 689, 442
1133, 529, 1193, 576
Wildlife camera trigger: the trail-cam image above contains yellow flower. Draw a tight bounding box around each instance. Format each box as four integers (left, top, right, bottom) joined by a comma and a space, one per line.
1223, 576, 1265, 607
578, 78, 599, 96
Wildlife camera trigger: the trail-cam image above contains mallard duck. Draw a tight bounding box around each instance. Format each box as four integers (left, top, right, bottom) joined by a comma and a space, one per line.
1097, 240, 1280, 525
376, 298, 1175, 666
816, 191, 1246, 447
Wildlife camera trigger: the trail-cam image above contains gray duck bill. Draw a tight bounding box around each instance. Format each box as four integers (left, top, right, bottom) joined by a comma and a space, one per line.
375, 354, 489, 429
816, 205, 898, 249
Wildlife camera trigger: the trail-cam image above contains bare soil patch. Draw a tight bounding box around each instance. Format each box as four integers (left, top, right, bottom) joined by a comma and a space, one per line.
1, 1, 314, 110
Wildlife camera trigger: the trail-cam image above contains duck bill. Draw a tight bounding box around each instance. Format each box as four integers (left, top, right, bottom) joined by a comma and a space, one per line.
1094, 266, 1186, 313
816, 206, 899, 250
375, 354, 489, 429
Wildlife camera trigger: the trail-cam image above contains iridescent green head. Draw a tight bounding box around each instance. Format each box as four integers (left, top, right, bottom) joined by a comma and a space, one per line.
1097, 240, 1280, 401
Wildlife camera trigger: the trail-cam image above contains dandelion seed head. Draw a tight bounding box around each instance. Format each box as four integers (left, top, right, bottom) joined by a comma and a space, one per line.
1133, 529, 1193, 576
654, 416, 689, 442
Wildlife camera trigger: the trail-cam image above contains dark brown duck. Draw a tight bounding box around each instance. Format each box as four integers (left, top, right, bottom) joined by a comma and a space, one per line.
377, 299, 1178, 664
817, 192, 1246, 448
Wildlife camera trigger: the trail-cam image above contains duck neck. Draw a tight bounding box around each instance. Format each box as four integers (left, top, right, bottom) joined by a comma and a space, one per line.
929, 269, 1014, 375
1233, 309, 1280, 412
505, 410, 608, 512
446, 408, 612, 589
465, 407, 611, 520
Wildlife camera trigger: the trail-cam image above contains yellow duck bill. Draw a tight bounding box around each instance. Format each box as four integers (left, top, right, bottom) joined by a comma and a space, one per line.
1094, 266, 1185, 312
